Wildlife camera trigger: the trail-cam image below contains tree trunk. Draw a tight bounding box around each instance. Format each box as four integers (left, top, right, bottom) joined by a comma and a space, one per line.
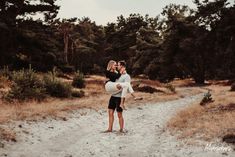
64, 32, 68, 63
194, 75, 205, 84
193, 68, 205, 84
71, 41, 74, 63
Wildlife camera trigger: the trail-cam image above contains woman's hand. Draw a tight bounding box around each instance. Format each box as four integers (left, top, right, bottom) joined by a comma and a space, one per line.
104, 79, 109, 85
116, 84, 122, 90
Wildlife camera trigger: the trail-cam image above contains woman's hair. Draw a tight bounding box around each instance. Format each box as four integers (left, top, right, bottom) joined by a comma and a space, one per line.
106, 60, 116, 71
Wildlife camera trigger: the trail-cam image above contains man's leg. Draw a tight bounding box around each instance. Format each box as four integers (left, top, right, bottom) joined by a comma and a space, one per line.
107, 109, 114, 131
117, 111, 124, 132
116, 97, 124, 132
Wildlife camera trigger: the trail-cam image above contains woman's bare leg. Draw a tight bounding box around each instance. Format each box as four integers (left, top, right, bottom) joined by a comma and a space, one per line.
119, 83, 128, 110
120, 97, 126, 110
131, 93, 143, 100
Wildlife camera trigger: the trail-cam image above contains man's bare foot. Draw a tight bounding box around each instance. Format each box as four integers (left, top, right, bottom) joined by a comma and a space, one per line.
119, 129, 124, 133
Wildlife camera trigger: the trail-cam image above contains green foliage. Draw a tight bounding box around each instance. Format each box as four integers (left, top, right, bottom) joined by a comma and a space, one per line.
231, 83, 235, 91
135, 85, 163, 94
0, 75, 8, 89
72, 72, 86, 88
0, 66, 12, 80
43, 74, 72, 98
6, 67, 46, 101
1, 0, 235, 83
58, 65, 75, 73
91, 64, 104, 74
200, 91, 213, 106
0, 0, 59, 67
72, 47, 96, 73
165, 83, 176, 93
71, 90, 85, 98
6, 67, 74, 100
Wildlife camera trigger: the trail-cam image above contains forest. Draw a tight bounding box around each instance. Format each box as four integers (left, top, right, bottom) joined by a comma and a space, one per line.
0, 0, 235, 84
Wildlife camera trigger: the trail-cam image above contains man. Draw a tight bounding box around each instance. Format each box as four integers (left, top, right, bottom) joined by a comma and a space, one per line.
106, 60, 131, 133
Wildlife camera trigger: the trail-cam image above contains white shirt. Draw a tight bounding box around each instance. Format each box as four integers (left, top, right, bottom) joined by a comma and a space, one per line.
112, 73, 131, 97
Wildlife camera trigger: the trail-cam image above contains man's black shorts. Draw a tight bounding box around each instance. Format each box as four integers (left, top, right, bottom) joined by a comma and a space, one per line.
108, 96, 122, 112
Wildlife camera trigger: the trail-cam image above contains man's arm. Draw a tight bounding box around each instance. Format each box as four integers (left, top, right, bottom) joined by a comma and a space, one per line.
124, 74, 131, 83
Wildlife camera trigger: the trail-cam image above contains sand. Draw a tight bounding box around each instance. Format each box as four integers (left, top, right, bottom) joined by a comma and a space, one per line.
0, 94, 234, 157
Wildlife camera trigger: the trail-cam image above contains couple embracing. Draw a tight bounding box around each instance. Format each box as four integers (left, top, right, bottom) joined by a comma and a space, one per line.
104, 60, 142, 133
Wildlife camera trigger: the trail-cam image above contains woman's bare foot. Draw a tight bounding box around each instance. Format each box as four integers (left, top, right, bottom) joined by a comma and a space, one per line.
134, 97, 143, 101
131, 93, 143, 101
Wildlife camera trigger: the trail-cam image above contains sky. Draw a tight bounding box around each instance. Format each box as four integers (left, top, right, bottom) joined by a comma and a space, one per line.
55, 0, 234, 25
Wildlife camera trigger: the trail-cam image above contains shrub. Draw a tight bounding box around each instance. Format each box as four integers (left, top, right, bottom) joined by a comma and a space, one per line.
222, 134, 235, 144
72, 72, 85, 88
56, 70, 73, 80
0, 66, 12, 80
0, 75, 9, 88
91, 64, 104, 74
132, 81, 142, 90
231, 83, 235, 91
165, 83, 176, 93
71, 90, 85, 98
43, 74, 72, 98
200, 91, 213, 106
135, 85, 164, 94
58, 65, 75, 73
6, 68, 46, 101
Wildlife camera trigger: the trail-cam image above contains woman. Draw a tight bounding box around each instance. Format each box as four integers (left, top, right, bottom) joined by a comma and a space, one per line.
105, 60, 141, 110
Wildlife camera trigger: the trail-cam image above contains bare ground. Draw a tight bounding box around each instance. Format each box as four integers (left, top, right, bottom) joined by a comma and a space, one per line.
168, 85, 235, 141
0, 93, 234, 157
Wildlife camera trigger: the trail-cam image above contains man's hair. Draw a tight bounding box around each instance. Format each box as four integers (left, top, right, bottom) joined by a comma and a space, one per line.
118, 60, 126, 67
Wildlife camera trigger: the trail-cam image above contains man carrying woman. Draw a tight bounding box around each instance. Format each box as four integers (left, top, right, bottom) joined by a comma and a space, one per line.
104, 60, 142, 133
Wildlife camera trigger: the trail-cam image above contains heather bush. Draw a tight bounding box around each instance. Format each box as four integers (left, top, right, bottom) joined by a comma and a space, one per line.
71, 90, 85, 98
72, 72, 85, 88
165, 83, 176, 93
43, 73, 72, 98
6, 67, 46, 101
231, 83, 235, 91
200, 91, 213, 106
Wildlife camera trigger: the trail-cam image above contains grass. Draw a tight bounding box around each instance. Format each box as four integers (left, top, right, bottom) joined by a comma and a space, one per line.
167, 84, 235, 141
0, 127, 17, 142
1, 76, 233, 144
0, 76, 203, 124
0, 75, 203, 142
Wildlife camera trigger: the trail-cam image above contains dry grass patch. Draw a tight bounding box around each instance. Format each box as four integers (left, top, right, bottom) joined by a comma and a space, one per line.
0, 76, 203, 125
0, 76, 10, 89
168, 85, 235, 141
0, 127, 16, 142
0, 75, 108, 124
133, 79, 162, 87
0, 76, 11, 98
170, 78, 195, 87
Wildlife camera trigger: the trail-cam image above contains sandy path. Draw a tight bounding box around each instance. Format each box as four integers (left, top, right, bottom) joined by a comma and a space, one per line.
1, 94, 234, 157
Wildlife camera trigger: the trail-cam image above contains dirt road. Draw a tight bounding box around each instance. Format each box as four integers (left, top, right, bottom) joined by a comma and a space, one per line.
1, 94, 234, 157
